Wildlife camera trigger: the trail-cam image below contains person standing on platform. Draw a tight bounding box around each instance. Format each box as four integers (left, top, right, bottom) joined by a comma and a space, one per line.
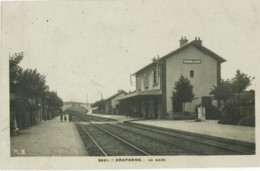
64, 115, 67, 122
60, 114, 63, 122
69, 115, 72, 122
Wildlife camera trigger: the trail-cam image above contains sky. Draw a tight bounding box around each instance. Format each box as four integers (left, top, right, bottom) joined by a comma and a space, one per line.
2, 0, 260, 103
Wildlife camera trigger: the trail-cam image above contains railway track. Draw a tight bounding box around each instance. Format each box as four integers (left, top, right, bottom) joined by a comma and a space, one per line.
75, 115, 254, 155
76, 118, 150, 156
76, 116, 200, 155
104, 123, 253, 155
97, 123, 200, 155
77, 121, 107, 156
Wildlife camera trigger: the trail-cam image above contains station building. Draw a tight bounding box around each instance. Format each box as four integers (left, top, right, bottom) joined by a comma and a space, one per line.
104, 90, 127, 114
117, 37, 226, 119
92, 90, 127, 115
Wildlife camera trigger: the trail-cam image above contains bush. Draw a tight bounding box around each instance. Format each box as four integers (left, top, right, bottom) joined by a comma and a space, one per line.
206, 105, 221, 120
237, 114, 255, 126
218, 104, 240, 125
173, 112, 196, 120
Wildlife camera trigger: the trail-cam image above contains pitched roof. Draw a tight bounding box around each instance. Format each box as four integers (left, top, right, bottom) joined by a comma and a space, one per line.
133, 62, 156, 75
133, 40, 227, 75
104, 90, 127, 101
91, 100, 105, 108
116, 89, 162, 101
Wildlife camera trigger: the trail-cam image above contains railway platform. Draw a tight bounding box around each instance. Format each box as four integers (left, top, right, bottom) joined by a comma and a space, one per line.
88, 113, 138, 122
10, 116, 88, 156
88, 113, 255, 143
130, 120, 255, 143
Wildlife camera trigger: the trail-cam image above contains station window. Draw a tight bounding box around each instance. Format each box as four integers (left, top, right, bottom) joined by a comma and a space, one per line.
137, 77, 141, 90
153, 70, 158, 84
190, 70, 194, 78
144, 73, 149, 88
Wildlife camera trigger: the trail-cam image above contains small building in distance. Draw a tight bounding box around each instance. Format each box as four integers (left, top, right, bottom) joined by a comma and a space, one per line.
92, 90, 127, 114
104, 90, 128, 114
117, 37, 226, 119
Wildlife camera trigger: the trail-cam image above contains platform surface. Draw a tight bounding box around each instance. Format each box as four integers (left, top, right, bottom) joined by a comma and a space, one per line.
10, 116, 88, 156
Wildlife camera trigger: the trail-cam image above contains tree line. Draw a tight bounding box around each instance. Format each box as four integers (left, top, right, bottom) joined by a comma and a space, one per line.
10, 52, 63, 129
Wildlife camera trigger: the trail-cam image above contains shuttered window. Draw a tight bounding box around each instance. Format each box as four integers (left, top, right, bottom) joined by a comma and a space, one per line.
137, 77, 141, 90
190, 70, 194, 78
144, 73, 149, 88
153, 70, 158, 84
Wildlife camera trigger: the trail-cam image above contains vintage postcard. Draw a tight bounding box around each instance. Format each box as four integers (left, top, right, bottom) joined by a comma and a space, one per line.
1, 0, 260, 170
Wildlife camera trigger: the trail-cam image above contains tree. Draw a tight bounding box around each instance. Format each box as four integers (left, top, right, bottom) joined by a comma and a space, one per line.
172, 75, 195, 112
231, 70, 254, 94
45, 91, 63, 109
210, 79, 232, 106
9, 52, 24, 92
45, 91, 63, 117
231, 70, 254, 105
18, 69, 48, 98
210, 70, 254, 106
9, 52, 64, 127
9, 52, 25, 123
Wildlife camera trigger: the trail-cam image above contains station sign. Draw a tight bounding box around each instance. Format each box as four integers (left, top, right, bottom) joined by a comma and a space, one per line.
183, 59, 201, 64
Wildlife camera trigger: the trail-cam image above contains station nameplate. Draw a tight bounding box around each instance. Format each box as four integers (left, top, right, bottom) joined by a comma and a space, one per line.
183, 59, 201, 64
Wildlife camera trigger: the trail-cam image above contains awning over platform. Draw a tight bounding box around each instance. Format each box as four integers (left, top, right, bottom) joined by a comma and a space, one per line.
116, 89, 162, 101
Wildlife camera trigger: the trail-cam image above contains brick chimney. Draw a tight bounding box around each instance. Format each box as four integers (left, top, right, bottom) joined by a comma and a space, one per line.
194, 37, 202, 46
179, 36, 188, 47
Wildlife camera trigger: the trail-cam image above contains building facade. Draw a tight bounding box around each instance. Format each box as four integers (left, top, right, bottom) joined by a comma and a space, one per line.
117, 37, 226, 119
91, 90, 127, 114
